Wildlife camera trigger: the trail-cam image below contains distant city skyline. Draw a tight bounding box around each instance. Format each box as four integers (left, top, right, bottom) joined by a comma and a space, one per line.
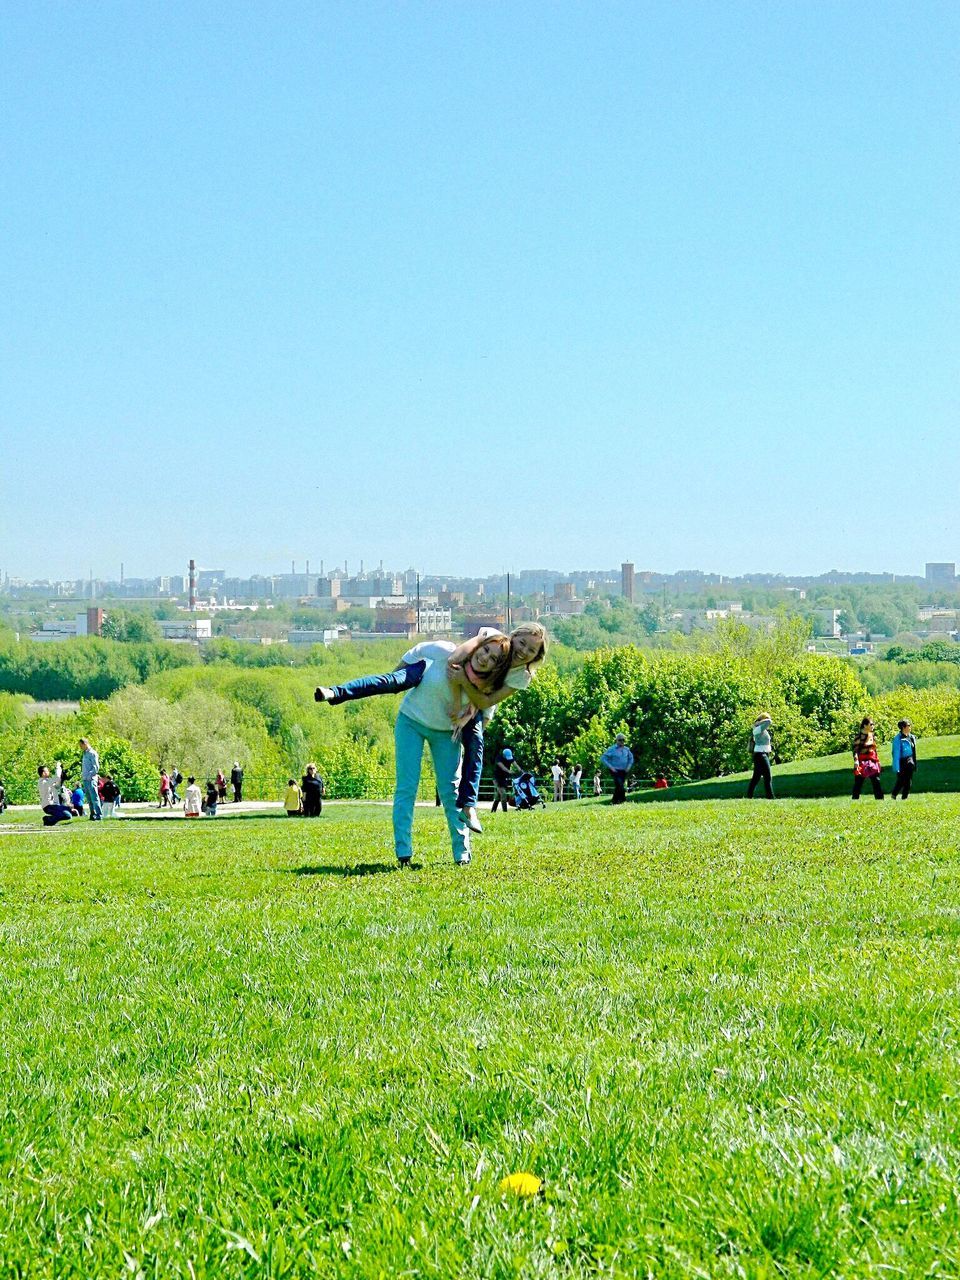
2, 556, 954, 593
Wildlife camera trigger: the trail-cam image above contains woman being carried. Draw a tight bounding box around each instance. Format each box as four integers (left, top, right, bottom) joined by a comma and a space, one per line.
315, 623, 547, 834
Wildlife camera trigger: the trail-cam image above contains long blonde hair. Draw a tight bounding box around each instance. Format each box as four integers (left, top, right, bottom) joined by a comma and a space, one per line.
509, 622, 548, 673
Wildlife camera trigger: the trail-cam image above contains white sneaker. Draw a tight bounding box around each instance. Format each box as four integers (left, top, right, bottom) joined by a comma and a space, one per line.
461, 806, 483, 834
455, 853, 471, 866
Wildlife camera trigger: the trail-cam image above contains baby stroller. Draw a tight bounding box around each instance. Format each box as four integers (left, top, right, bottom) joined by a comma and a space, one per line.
512, 771, 546, 810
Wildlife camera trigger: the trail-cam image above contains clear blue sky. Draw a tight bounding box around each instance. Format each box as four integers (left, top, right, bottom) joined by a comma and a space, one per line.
2, 1, 958, 581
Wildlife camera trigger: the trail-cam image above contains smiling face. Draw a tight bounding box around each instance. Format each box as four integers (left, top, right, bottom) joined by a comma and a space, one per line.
471, 640, 503, 674
512, 632, 542, 665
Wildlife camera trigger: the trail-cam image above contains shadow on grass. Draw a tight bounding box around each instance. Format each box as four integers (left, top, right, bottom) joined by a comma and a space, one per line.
292, 862, 410, 877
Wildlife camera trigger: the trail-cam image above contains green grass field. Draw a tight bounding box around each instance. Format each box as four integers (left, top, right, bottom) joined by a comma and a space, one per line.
2, 791, 959, 1277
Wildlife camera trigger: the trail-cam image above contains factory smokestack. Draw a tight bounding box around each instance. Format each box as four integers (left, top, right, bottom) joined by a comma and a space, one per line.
189, 559, 197, 611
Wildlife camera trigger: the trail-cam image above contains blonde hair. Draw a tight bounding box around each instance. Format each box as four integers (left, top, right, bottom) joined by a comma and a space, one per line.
471, 633, 513, 692
509, 622, 548, 672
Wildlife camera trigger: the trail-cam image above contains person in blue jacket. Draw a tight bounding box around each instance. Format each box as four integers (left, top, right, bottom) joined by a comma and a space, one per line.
601, 734, 634, 805
891, 719, 918, 799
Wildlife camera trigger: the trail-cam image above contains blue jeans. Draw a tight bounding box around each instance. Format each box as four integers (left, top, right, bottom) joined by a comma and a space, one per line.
42, 804, 74, 826
328, 660, 484, 810
394, 712, 470, 863
82, 778, 103, 820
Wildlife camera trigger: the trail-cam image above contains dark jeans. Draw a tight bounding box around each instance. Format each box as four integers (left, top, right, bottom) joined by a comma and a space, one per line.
325, 659, 484, 810
42, 804, 74, 826
891, 761, 915, 798
492, 784, 513, 812
746, 752, 775, 799
609, 770, 627, 804
852, 771, 884, 799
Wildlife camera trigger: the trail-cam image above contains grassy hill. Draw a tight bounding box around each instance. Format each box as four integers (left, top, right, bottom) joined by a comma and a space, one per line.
635, 733, 960, 802
1, 798, 959, 1275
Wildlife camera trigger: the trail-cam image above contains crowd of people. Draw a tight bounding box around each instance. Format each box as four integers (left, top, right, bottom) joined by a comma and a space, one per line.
22, 649, 925, 844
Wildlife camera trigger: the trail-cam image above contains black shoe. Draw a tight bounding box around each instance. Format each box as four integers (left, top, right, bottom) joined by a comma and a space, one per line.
314, 687, 326, 702
397, 857, 412, 869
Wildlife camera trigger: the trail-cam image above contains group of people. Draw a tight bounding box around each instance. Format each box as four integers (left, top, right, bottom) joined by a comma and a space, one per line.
161, 763, 244, 812
746, 713, 919, 800
38, 738, 114, 825
283, 764, 326, 817
316, 622, 548, 865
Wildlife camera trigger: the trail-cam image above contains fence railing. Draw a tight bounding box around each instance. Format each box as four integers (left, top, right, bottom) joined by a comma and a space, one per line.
169, 774, 682, 804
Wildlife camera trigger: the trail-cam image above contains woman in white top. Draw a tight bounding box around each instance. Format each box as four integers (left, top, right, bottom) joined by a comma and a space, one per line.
746, 714, 776, 799
316, 623, 547, 835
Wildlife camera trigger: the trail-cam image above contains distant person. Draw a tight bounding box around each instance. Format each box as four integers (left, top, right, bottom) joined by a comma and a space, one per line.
79, 737, 102, 820
569, 763, 583, 800
492, 748, 520, 812
230, 762, 244, 803
284, 778, 303, 816
38, 765, 73, 825
0, 779, 6, 813
159, 770, 175, 809
169, 767, 183, 804
601, 734, 634, 805
746, 714, 776, 800
101, 775, 120, 818
203, 780, 219, 816
852, 717, 884, 800
183, 776, 203, 818
593, 770, 603, 797
653, 772, 669, 790
551, 760, 565, 802
216, 769, 228, 805
891, 719, 918, 799
301, 763, 324, 817
69, 783, 85, 816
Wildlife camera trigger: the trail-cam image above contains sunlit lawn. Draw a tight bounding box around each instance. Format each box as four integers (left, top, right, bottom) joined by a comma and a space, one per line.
1, 795, 958, 1276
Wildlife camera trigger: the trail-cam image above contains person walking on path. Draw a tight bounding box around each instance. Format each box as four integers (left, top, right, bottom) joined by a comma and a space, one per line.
203, 780, 219, 816
39, 765, 74, 825
492, 748, 520, 812
852, 717, 885, 800
891, 719, 918, 799
230, 763, 244, 803
284, 779, 303, 816
301, 764, 324, 817
551, 760, 565, 802
183, 777, 203, 818
79, 738, 102, 820
746, 713, 776, 799
159, 770, 175, 809
601, 734, 634, 805
569, 763, 583, 800
216, 769, 228, 805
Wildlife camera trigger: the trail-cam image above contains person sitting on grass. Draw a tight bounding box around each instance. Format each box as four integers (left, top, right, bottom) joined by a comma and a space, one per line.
284, 778, 303, 816
183, 777, 203, 818
316, 623, 547, 835
653, 771, 669, 790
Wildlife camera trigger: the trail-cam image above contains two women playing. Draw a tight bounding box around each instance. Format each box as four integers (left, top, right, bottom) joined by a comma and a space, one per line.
315, 623, 546, 865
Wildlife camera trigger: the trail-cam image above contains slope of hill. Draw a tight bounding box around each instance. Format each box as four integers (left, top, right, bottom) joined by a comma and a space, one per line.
635, 734, 960, 802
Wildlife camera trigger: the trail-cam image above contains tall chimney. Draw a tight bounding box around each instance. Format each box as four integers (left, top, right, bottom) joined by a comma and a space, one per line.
189, 559, 197, 611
